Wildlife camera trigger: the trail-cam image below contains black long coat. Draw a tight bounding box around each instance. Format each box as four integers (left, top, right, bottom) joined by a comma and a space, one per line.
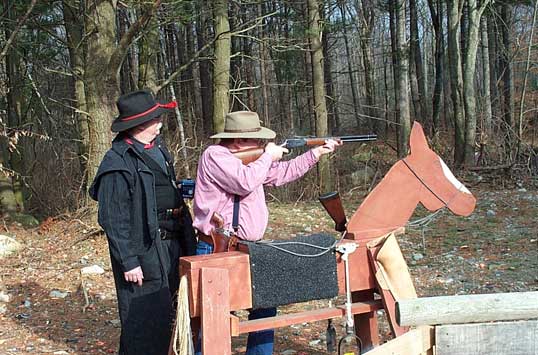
89, 136, 196, 355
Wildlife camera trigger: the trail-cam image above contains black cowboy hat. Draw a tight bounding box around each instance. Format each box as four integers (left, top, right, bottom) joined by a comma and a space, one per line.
111, 90, 177, 132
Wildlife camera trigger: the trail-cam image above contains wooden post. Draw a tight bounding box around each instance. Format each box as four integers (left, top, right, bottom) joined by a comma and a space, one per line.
200, 267, 231, 355
352, 289, 380, 351
397, 291, 538, 326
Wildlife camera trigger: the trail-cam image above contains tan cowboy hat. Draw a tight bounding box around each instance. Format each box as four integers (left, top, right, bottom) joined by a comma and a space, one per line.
210, 111, 276, 139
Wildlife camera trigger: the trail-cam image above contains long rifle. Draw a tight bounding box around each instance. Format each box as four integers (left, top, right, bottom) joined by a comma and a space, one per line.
233, 134, 377, 165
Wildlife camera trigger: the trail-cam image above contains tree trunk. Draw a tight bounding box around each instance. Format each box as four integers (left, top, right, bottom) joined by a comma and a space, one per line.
257, 3, 270, 127
83, 0, 118, 192
395, 0, 411, 157
4, 0, 25, 211
447, 0, 466, 166
195, 1, 213, 135
410, 0, 430, 123
322, 13, 338, 135
389, 0, 400, 146
500, 3, 513, 130
427, 0, 444, 135
516, 0, 538, 154
212, 0, 230, 133
117, 8, 137, 93
160, 32, 191, 178
487, 13, 500, 129
63, 0, 89, 193
463, 0, 490, 166
358, 0, 377, 132
480, 15, 492, 138
339, 2, 361, 128
138, 3, 159, 93
308, 0, 331, 193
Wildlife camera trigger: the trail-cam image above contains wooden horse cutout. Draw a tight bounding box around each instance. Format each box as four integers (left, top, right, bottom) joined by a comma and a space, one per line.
347, 121, 476, 240
174, 121, 476, 354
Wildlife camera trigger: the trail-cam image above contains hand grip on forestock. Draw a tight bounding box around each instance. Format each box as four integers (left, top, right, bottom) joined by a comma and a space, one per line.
318, 191, 347, 232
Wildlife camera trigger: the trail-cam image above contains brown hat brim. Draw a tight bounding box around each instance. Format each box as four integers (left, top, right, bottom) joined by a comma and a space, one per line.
210, 126, 276, 139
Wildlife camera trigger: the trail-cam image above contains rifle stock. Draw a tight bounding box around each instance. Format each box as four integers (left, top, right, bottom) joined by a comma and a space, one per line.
231, 147, 265, 165
318, 191, 347, 232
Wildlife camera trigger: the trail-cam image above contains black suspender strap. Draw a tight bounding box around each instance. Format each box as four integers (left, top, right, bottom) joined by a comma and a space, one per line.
232, 195, 240, 233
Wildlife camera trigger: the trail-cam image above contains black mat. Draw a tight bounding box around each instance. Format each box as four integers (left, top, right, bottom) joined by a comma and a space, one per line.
244, 233, 339, 309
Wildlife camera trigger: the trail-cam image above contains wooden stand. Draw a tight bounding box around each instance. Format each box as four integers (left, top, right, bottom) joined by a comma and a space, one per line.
173, 122, 479, 354
178, 242, 388, 354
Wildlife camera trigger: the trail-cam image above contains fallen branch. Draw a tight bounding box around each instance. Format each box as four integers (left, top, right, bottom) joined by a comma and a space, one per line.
71, 228, 104, 246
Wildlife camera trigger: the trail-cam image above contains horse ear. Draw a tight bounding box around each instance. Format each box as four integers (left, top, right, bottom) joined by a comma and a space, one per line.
409, 121, 430, 153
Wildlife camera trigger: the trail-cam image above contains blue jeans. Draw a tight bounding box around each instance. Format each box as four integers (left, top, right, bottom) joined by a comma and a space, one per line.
195, 241, 276, 355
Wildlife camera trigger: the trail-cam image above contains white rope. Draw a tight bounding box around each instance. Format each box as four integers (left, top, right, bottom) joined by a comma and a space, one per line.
172, 275, 194, 355
407, 209, 445, 228
251, 234, 343, 258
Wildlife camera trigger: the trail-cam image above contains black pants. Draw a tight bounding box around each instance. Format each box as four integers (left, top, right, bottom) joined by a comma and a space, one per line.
111, 238, 181, 355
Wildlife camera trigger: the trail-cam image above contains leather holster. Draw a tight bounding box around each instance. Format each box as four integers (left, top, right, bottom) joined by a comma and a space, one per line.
207, 230, 239, 253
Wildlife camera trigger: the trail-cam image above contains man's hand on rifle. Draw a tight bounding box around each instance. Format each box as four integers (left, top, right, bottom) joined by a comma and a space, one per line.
312, 139, 342, 159
265, 142, 289, 161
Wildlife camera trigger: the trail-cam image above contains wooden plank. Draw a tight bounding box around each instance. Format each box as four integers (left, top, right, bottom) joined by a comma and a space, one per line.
336, 243, 377, 292
230, 314, 240, 336
200, 267, 231, 355
436, 320, 538, 355
362, 326, 434, 355
397, 291, 538, 326
367, 241, 410, 337
236, 300, 383, 334
180, 252, 252, 316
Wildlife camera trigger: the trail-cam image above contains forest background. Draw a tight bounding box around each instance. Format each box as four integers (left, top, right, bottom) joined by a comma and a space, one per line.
0, 0, 537, 221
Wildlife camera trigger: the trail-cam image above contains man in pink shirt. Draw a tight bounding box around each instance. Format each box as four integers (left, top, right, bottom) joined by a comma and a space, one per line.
192, 111, 340, 355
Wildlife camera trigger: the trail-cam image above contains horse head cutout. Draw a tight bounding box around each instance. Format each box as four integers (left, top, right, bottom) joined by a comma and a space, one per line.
346, 121, 476, 240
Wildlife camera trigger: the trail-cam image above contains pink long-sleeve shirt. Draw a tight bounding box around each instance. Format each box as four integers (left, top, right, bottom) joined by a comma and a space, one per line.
192, 144, 318, 241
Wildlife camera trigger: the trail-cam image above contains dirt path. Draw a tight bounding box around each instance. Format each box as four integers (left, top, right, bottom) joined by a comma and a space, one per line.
0, 188, 536, 354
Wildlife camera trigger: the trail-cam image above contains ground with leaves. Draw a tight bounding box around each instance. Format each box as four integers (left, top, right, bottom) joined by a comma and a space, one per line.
0, 187, 537, 355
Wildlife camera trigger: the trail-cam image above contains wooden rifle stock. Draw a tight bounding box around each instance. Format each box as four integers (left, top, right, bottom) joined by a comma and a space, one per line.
318, 191, 347, 232
232, 147, 265, 165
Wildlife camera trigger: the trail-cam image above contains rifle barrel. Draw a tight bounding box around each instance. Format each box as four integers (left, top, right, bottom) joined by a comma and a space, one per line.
338, 134, 377, 142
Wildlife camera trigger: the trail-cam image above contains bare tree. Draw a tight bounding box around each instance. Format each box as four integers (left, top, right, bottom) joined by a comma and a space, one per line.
427, 0, 445, 134
308, 0, 331, 192
395, 0, 411, 156
213, 0, 231, 133
480, 15, 492, 138
462, 0, 490, 165
447, 0, 466, 165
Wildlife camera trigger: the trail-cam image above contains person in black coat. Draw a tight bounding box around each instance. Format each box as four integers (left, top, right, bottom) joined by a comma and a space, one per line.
89, 90, 197, 355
